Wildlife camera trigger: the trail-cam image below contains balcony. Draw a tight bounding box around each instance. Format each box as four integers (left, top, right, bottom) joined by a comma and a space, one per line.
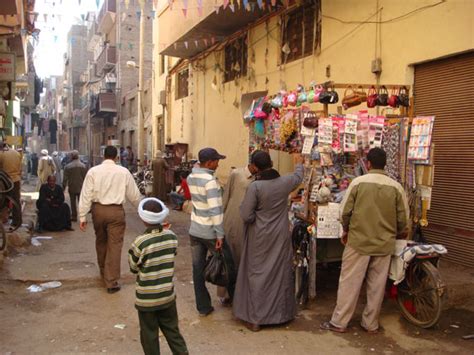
87, 20, 101, 51
96, 46, 116, 75
159, 1, 282, 58
97, 0, 116, 34
90, 92, 117, 118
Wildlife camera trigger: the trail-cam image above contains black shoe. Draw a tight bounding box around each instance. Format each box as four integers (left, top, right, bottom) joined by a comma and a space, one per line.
199, 307, 214, 317
71, 218, 77, 222
65, 227, 74, 231
107, 286, 121, 294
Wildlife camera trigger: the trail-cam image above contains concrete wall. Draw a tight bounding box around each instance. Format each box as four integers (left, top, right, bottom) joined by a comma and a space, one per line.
154, 0, 474, 180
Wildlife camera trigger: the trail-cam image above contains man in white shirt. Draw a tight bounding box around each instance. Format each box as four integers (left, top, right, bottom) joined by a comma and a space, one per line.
78, 146, 142, 293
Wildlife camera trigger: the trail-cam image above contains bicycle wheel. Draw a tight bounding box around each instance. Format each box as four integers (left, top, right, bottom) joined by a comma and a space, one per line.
3, 195, 22, 232
396, 259, 445, 328
0, 223, 6, 251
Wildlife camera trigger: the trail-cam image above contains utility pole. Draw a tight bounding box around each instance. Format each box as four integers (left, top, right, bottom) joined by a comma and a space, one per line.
137, 1, 145, 169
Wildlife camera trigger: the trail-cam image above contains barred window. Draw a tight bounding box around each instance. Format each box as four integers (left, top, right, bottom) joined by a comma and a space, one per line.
176, 69, 189, 100
281, 0, 321, 64
224, 36, 248, 83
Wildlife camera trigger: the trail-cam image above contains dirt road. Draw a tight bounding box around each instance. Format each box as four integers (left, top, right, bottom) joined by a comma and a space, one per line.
1, 204, 474, 354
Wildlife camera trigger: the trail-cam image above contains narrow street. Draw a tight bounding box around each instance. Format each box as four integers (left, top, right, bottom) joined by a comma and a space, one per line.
1, 188, 474, 354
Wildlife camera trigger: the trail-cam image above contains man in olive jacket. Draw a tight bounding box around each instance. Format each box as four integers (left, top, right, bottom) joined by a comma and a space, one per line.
321, 148, 409, 334
63, 151, 87, 222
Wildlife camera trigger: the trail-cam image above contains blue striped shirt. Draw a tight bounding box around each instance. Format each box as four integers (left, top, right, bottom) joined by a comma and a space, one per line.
187, 167, 224, 240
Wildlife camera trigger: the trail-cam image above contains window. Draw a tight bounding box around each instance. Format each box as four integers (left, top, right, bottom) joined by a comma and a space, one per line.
281, 0, 321, 64
176, 69, 189, 100
159, 55, 166, 76
224, 36, 248, 83
129, 97, 136, 117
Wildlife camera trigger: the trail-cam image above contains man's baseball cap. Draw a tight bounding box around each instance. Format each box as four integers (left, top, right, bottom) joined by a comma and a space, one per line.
198, 147, 226, 163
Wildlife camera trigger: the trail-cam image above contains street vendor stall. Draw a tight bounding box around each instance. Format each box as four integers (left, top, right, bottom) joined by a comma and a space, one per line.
242, 81, 437, 301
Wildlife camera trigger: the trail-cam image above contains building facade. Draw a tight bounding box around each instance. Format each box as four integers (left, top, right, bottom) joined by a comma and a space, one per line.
152, 0, 474, 267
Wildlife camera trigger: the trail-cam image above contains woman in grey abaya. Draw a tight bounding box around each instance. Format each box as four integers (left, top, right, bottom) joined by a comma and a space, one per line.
233, 151, 304, 331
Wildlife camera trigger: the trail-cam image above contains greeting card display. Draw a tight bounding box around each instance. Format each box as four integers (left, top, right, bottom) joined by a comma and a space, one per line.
408, 116, 434, 162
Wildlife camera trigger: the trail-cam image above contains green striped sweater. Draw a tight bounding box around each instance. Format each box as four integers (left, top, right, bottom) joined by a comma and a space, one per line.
128, 227, 178, 311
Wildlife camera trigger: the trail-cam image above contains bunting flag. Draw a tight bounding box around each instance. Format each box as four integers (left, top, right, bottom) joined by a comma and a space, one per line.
243, 0, 249, 11
96, 0, 100, 8
257, 0, 263, 9
43, 13, 48, 22
80, 14, 85, 21
223, 0, 229, 9
34, 13, 39, 21
214, 5, 220, 14
174, 42, 178, 50
271, 0, 277, 6
194, 40, 199, 48
29, 13, 35, 23
54, 35, 58, 42
204, 38, 208, 46
211, 36, 216, 45
250, 2, 256, 11
136, 10, 141, 20
229, 4, 235, 12
153, 0, 158, 9
182, 8, 187, 17
78, 0, 81, 5
125, 0, 130, 9
57, 14, 61, 21
184, 41, 188, 49
197, 0, 203, 16
151, 10, 156, 19
168, 0, 173, 10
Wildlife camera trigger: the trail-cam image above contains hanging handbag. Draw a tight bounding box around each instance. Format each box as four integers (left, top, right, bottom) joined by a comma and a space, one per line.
398, 86, 410, 107
307, 86, 315, 103
342, 86, 362, 109
367, 86, 378, 108
252, 97, 267, 119
287, 91, 297, 106
355, 85, 367, 102
388, 87, 400, 108
376, 85, 389, 106
319, 85, 339, 104
313, 85, 324, 103
262, 101, 273, 115
303, 110, 318, 129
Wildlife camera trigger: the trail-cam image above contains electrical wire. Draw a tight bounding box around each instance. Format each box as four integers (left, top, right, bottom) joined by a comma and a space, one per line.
322, 0, 446, 24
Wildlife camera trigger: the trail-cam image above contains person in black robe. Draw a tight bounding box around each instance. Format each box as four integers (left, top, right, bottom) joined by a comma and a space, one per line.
36, 175, 73, 232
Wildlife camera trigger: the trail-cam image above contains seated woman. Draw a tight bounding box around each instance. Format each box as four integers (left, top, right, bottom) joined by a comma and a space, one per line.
36, 175, 73, 232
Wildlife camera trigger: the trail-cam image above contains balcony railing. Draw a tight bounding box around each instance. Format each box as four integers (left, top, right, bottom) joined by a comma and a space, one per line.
96, 46, 116, 75
90, 92, 117, 118
97, 0, 116, 34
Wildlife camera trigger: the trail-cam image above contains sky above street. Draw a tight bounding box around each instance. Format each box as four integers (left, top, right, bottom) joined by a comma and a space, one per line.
33, 0, 100, 78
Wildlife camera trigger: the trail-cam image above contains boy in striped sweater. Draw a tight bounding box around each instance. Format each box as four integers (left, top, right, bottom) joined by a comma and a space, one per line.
129, 198, 188, 355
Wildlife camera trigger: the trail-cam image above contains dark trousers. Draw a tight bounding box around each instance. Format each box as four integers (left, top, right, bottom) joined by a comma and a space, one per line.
91, 204, 125, 288
189, 235, 236, 314
69, 192, 80, 220
9, 181, 21, 226
138, 301, 188, 355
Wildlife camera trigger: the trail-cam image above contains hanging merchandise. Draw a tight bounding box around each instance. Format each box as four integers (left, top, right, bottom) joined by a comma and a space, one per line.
376, 85, 389, 106
408, 116, 434, 163
367, 86, 378, 108
319, 85, 338, 104
368, 116, 384, 148
343, 114, 358, 152
318, 118, 333, 145
398, 86, 410, 107
388, 87, 400, 108
342, 86, 362, 109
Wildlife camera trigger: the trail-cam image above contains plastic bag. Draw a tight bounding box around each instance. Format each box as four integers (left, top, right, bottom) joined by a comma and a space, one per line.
204, 251, 229, 287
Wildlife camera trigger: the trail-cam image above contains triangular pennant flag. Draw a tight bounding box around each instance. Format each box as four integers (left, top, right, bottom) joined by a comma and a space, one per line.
243, 0, 249, 11
214, 5, 220, 14
80, 14, 85, 21
174, 42, 178, 50
237, 0, 241, 9
168, 0, 173, 10
43, 13, 48, 22
204, 38, 208, 46
182, 0, 189, 10
229, 4, 235, 12
257, 0, 263, 9
194, 40, 199, 48
151, 10, 156, 19
125, 0, 130, 9
29, 13, 35, 23
211, 36, 216, 45
250, 2, 256, 11
54, 35, 58, 42
78, 0, 81, 5
96, 0, 100, 8
57, 14, 62, 21
197, 0, 203, 16
136, 10, 141, 20
223, 0, 229, 9
271, 0, 277, 6
184, 41, 188, 49
153, 0, 158, 8
182, 8, 187, 17
34, 13, 39, 21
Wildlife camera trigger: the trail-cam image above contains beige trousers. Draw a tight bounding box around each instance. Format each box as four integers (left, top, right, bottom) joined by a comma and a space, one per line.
330, 245, 391, 331
91, 204, 126, 289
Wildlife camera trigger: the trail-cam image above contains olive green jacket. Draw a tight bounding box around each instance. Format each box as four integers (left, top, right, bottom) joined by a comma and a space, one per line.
341, 169, 409, 256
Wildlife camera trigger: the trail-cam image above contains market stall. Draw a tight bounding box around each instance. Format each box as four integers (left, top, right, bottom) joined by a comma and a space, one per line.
243, 82, 436, 300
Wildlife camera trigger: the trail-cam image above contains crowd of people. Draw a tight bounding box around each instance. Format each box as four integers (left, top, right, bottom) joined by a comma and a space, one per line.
1, 141, 408, 354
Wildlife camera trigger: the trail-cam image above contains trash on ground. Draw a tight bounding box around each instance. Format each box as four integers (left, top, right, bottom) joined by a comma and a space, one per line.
114, 324, 126, 330
35, 236, 53, 240
31, 238, 42, 247
462, 334, 474, 340
450, 324, 460, 329
27, 281, 62, 293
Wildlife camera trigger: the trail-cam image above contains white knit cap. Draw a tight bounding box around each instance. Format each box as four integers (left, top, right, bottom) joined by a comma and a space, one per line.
41, 149, 48, 155
138, 198, 169, 225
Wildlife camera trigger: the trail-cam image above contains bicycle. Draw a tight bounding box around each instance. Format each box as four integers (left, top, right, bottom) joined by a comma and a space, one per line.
0, 171, 22, 246
292, 220, 311, 306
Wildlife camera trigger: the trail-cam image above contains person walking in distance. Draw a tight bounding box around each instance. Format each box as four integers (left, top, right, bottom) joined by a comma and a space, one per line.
37, 149, 56, 190
78, 146, 142, 293
0, 143, 22, 228
320, 148, 409, 334
63, 151, 87, 222
187, 147, 236, 316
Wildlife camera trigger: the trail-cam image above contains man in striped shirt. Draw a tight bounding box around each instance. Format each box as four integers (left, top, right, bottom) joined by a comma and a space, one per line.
129, 198, 187, 355
187, 147, 236, 316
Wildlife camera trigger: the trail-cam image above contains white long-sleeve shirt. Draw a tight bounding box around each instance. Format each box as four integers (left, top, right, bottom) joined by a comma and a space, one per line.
78, 159, 142, 223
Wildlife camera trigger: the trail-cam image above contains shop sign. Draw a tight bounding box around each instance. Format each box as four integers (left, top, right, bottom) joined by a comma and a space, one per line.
5, 135, 22, 146
0, 53, 16, 82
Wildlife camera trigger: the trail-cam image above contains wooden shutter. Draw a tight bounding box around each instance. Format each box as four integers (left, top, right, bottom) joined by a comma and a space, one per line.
414, 51, 474, 267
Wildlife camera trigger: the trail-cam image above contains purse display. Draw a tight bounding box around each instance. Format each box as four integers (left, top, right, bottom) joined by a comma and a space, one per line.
342, 86, 362, 109
398, 86, 410, 107
303, 110, 318, 128
376, 85, 389, 106
355, 85, 367, 102
367, 86, 378, 108
388, 87, 400, 108
319, 86, 339, 104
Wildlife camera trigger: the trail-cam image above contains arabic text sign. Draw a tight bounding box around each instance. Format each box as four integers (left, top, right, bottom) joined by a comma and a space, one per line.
0, 53, 16, 82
